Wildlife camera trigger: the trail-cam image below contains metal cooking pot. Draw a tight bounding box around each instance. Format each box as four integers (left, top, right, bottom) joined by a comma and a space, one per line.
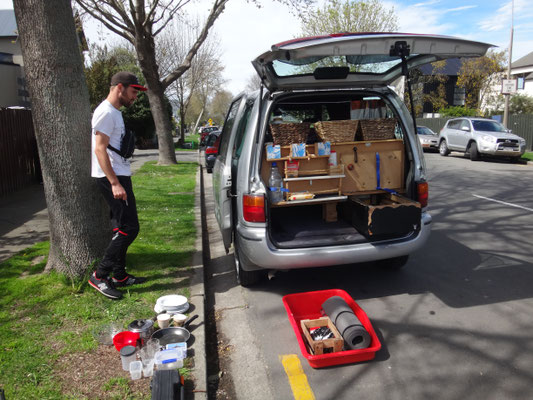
150, 315, 198, 346
128, 319, 154, 340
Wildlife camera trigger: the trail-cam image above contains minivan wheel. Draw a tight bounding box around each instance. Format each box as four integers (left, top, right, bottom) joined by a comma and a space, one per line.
376, 255, 409, 270
439, 140, 450, 156
233, 239, 264, 287
469, 142, 480, 161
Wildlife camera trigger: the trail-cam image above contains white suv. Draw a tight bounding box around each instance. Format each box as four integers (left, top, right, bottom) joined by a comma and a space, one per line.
438, 117, 526, 161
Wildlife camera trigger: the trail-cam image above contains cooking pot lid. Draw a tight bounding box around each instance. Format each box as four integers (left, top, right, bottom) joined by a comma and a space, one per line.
128, 319, 154, 332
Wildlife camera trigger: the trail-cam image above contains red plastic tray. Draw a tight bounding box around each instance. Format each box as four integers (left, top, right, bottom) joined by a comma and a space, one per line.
282, 289, 381, 368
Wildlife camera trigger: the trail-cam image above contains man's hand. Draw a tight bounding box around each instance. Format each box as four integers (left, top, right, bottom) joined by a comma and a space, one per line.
111, 182, 127, 201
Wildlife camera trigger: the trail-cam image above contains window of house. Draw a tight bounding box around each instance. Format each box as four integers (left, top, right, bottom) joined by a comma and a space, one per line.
453, 86, 465, 106
517, 76, 525, 90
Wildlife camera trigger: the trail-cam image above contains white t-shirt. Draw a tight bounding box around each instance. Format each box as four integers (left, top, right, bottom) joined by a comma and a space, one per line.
91, 100, 131, 178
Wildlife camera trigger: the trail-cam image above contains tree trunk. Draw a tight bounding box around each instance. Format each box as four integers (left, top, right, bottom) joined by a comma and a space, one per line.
178, 96, 186, 147
134, 34, 177, 165
13, 0, 110, 278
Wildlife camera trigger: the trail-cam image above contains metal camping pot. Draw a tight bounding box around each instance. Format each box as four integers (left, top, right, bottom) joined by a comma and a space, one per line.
150, 315, 198, 346
128, 319, 154, 340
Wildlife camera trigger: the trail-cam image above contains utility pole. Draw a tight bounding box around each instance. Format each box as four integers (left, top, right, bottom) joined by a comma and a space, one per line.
503, 0, 514, 128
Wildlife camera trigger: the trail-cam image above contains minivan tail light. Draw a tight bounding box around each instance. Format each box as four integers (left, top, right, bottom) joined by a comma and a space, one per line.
243, 194, 265, 222
417, 182, 429, 208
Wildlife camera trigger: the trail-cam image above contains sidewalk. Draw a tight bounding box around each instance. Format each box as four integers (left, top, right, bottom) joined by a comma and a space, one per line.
0, 149, 207, 399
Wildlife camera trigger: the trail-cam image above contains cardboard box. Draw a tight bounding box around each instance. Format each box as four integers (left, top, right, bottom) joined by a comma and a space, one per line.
291, 143, 306, 158
315, 141, 331, 156
266, 144, 281, 159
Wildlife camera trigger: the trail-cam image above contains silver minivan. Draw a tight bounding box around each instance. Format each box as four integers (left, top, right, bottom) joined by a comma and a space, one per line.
213, 33, 491, 286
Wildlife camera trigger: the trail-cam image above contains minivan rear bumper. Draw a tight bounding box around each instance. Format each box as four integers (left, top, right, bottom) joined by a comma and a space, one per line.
235, 211, 432, 271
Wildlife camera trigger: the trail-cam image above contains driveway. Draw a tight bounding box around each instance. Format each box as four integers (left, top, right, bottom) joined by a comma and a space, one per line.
204, 152, 533, 400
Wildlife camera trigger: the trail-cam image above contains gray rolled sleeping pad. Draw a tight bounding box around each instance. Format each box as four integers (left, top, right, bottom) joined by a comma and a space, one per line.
322, 296, 371, 350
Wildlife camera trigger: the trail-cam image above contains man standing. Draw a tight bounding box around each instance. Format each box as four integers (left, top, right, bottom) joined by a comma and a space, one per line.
88, 71, 147, 299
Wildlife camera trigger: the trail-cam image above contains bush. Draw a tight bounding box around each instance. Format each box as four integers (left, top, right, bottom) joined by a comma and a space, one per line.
438, 106, 478, 117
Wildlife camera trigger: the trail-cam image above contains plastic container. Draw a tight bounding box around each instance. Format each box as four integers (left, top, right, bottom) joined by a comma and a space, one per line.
268, 162, 284, 203
120, 345, 137, 371
129, 360, 142, 380
143, 358, 155, 378
154, 348, 184, 370
282, 289, 381, 368
113, 331, 140, 351
328, 150, 337, 166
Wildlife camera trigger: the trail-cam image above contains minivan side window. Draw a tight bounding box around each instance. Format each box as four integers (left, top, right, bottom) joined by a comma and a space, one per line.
233, 99, 254, 160
218, 98, 242, 163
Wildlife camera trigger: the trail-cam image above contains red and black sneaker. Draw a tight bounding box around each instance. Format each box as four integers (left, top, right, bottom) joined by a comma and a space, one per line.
112, 274, 147, 287
88, 272, 123, 299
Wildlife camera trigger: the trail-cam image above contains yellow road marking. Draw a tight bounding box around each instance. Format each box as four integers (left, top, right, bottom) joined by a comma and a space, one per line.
280, 354, 316, 400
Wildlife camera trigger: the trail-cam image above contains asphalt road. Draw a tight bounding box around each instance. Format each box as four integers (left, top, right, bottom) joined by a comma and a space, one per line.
205, 151, 533, 400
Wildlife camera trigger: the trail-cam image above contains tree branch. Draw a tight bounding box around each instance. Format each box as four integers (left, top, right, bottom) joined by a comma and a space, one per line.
76, 0, 134, 42
161, 0, 227, 89
152, 0, 191, 35
106, 0, 136, 31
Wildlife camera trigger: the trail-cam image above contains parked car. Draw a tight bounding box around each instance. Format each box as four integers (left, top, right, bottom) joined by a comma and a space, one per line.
204, 130, 221, 173
212, 33, 491, 286
438, 117, 526, 161
199, 126, 219, 146
417, 126, 438, 151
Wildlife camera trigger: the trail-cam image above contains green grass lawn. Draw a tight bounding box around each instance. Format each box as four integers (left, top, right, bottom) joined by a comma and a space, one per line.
0, 161, 198, 399
521, 152, 533, 161
174, 133, 200, 151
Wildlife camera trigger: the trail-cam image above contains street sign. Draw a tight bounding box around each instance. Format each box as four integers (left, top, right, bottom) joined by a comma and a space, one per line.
501, 79, 517, 94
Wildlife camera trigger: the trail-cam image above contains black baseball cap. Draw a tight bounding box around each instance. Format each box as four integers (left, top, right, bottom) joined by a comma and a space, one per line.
110, 71, 147, 91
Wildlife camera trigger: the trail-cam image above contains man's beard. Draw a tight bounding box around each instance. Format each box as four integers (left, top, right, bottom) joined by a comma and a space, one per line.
118, 89, 133, 107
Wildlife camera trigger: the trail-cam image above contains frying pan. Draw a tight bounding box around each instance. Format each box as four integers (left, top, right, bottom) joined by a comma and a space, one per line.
150, 315, 198, 346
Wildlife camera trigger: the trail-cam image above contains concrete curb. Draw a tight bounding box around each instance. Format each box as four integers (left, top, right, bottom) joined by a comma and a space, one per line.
189, 154, 208, 399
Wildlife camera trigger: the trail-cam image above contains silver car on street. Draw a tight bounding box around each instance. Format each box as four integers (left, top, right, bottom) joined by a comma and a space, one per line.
438, 117, 526, 161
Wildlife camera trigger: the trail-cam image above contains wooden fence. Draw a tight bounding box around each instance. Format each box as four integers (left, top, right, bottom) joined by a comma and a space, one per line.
417, 114, 533, 151
0, 108, 41, 197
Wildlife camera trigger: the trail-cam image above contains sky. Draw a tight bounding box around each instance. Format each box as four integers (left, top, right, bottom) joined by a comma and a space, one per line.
1, 0, 532, 95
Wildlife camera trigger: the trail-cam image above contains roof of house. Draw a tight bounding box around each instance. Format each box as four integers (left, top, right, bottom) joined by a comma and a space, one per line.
512, 51, 533, 69
0, 9, 17, 37
418, 58, 464, 76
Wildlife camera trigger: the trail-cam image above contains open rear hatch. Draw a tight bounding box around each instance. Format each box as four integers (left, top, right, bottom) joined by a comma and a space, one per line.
252, 33, 492, 92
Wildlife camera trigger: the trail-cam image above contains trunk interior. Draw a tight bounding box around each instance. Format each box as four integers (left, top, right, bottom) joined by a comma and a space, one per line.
269, 204, 368, 249
260, 91, 419, 249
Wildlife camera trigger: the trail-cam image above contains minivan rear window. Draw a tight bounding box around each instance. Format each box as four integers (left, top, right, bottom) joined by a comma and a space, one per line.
271, 54, 417, 77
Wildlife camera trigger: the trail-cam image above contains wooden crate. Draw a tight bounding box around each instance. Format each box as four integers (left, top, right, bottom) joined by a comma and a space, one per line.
340, 192, 421, 238
300, 317, 344, 355
322, 202, 338, 222
334, 139, 405, 194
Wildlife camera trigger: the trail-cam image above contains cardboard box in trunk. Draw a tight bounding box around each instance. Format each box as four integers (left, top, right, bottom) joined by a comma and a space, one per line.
340, 192, 421, 238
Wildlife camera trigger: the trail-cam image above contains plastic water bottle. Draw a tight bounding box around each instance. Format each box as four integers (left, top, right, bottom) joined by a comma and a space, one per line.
269, 162, 284, 203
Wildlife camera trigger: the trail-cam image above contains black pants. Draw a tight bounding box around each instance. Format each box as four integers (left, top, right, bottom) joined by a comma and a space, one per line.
95, 176, 139, 279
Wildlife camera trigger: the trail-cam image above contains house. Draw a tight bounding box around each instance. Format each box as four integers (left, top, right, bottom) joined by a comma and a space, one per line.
0, 9, 29, 108
417, 58, 466, 116
511, 51, 533, 97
